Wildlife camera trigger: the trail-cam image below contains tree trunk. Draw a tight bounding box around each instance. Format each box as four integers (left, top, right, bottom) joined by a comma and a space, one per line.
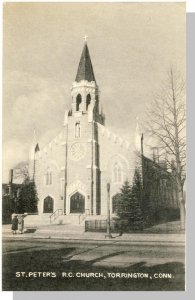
178, 189, 185, 230
179, 201, 185, 230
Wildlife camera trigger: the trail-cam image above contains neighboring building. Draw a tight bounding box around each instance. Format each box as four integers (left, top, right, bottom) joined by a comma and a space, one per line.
25, 41, 178, 224
2, 170, 22, 224
141, 155, 179, 224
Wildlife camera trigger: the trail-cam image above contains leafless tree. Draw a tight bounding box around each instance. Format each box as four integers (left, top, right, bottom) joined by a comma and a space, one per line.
14, 163, 29, 182
145, 67, 186, 229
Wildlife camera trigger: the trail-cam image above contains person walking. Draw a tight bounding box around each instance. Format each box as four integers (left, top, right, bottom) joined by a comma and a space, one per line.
11, 215, 18, 234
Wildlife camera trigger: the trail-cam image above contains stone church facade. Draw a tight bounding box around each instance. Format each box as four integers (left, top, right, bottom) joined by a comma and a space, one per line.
29, 42, 139, 219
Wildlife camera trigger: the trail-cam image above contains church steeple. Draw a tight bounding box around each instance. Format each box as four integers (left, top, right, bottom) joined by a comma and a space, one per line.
75, 42, 96, 83
29, 129, 39, 181
69, 40, 105, 125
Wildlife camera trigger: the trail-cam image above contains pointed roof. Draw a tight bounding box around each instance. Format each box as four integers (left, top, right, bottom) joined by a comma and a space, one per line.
35, 144, 40, 152
29, 128, 39, 160
75, 43, 96, 83
32, 128, 39, 152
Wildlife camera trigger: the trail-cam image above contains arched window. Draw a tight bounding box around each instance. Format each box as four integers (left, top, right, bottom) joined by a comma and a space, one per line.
45, 170, 52, 185
49, 172, 52, 185
75, 122, 81, 138
86, 94, 91, 111
113, 163, 118, 183
76, 94, 82, 111
113, 162, 123, 183
118, 167, 122, 182
43, 196, 54, 213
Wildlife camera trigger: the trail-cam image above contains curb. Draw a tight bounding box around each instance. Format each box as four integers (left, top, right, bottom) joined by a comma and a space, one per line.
2, 234, 185, 246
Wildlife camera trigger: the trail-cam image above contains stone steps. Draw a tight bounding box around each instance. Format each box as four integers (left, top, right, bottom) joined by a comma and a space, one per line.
24, 214, 51, 227
35, 223, 85, 234
53, 214, 81, 225
24, 213, 111, 227
24, 213, 84, 226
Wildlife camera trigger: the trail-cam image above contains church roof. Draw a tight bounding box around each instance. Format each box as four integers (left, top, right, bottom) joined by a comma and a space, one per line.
75, 43, 96, 83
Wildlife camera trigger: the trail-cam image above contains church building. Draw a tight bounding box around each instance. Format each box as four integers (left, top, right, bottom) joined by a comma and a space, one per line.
29, 41, 139, 221
27, 41, 178, 224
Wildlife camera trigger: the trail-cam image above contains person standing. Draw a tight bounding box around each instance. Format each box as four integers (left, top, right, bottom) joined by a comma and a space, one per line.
11, 215, 18, 234
17, 215, 24, 234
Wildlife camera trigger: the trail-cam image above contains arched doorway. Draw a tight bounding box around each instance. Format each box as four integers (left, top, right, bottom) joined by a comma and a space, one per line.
43, 196, 54, 213
70, 192, 85, 213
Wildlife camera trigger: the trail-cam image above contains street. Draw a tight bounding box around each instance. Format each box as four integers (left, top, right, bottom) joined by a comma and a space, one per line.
2, 238, 185, 291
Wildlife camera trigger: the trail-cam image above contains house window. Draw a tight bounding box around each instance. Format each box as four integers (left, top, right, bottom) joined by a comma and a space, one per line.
75, 122, 81, 138
113, 162, 123, 183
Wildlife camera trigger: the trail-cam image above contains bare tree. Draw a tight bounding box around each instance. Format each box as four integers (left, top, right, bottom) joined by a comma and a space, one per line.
145, 68, 186, 229
14, 163, 29, 182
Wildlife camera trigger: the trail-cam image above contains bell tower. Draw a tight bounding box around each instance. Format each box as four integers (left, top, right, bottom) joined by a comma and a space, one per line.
70, 40, 105, 124
63, 39, 104, 216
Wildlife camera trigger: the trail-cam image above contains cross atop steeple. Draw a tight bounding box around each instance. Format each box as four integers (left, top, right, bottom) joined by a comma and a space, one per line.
83, 35, 88, 43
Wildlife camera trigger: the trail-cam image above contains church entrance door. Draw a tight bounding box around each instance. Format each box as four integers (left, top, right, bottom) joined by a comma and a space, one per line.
70, 192, 85, 213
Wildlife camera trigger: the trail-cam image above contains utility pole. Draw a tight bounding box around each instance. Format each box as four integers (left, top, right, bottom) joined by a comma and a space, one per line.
105, 179, 112, 239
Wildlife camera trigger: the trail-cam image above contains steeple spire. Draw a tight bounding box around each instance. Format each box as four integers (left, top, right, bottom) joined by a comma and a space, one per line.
134, 117, 142, 151
29, 128, 39, 161
75, 42, 96, 83
29, 128, 39, 181
70, 40, 104, 124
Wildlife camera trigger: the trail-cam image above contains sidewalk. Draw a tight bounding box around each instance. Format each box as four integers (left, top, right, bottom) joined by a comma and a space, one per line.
2, 224, 185, 246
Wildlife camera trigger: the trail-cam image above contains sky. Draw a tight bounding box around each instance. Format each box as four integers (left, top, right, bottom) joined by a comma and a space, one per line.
2, 2, 186, 182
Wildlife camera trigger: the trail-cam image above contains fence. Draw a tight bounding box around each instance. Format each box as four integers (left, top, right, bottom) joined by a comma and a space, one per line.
85, 219, 127, 233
